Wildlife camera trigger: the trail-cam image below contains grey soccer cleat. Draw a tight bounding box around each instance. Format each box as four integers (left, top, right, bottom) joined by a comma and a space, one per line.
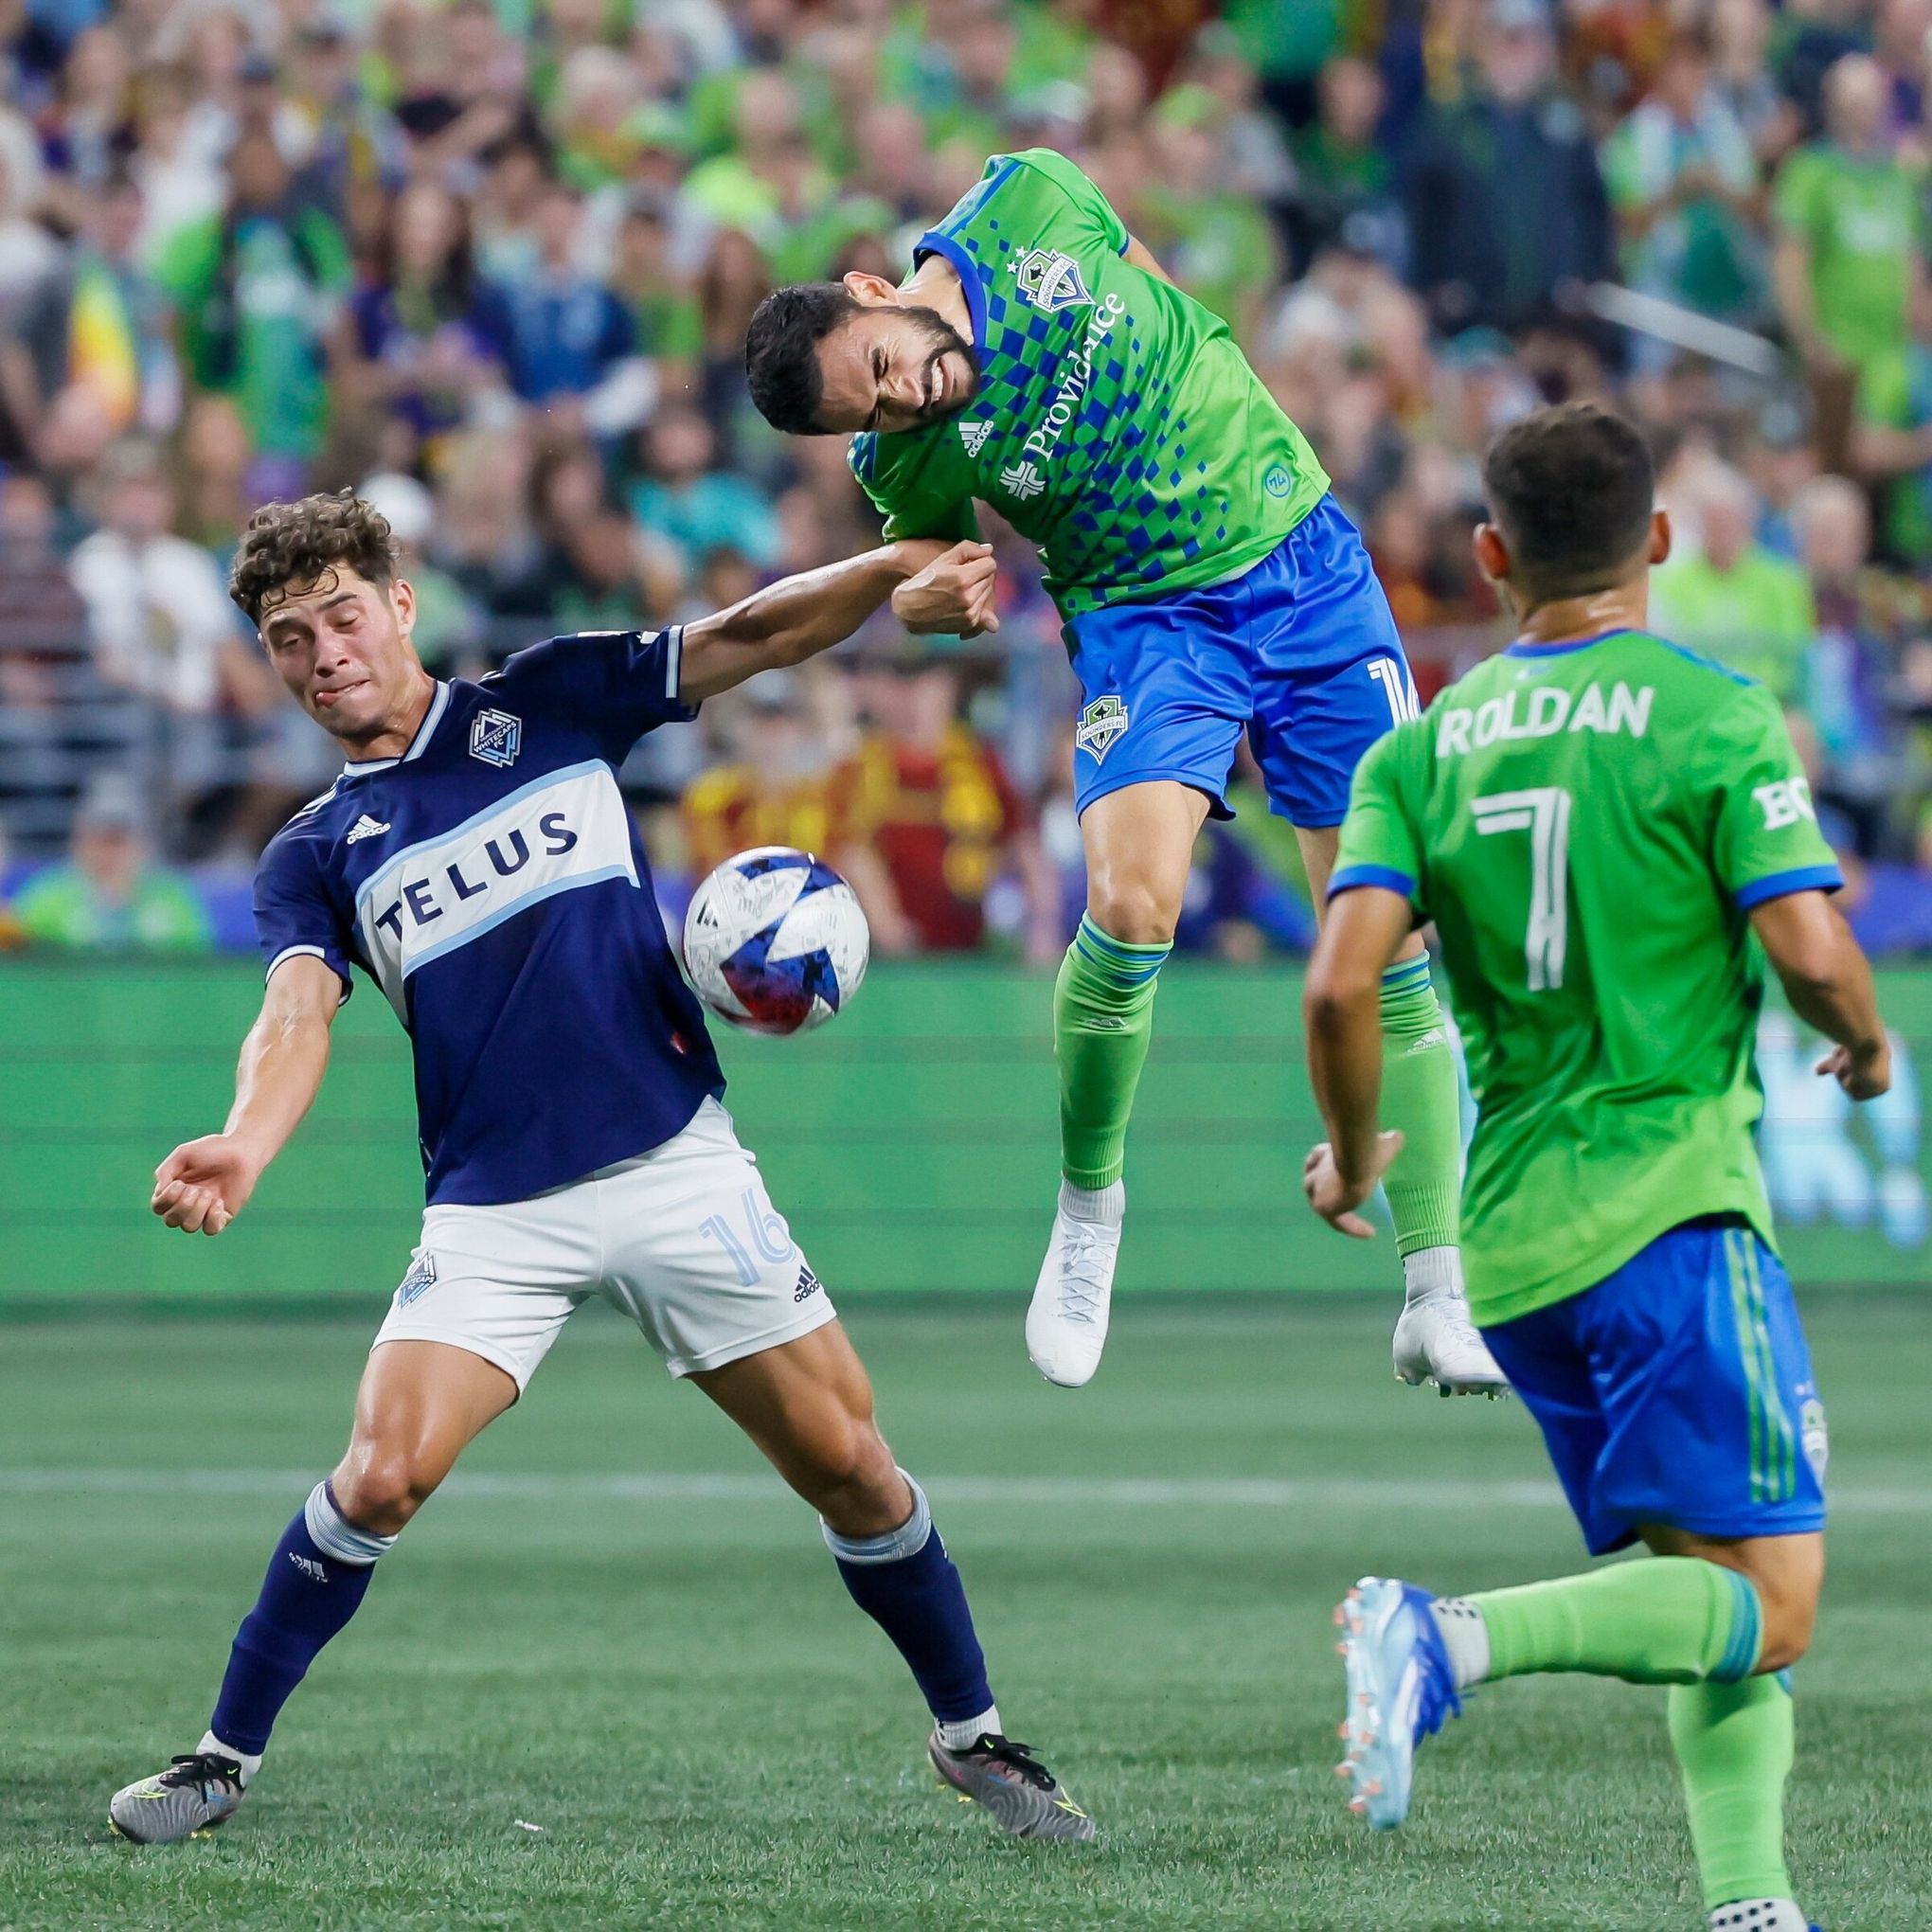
928, 1730, 1096, 1841
109, 1752, 248, 1844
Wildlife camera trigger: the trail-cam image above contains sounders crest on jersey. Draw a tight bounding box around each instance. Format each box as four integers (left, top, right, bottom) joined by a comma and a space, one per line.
682, 846, 870, 1036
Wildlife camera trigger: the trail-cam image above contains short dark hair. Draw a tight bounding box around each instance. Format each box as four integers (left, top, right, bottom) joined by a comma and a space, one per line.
229, 492, 398, 625
1481, 402, 1655, 601
744, 282, 861, 435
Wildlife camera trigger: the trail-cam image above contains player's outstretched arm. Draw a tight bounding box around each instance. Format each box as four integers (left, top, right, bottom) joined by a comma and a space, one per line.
152, 954, 341, 1236
678, 540, 994, 702
1750, 890, 1891, 1100
1302, 886, 1411, 1237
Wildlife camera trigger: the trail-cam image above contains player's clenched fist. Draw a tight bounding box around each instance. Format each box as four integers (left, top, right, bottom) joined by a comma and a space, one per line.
152, 1135, 264, 1237
1302, 1131, 1404, 1240
1816, 1038, 1891, 1101
891, 539, 1000, 637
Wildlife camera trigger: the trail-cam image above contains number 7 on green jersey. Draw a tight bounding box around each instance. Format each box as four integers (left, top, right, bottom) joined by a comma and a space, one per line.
1470, 788, 1572, 991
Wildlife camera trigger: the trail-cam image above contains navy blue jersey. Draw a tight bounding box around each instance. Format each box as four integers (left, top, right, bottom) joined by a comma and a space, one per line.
254, 628, 724, 1206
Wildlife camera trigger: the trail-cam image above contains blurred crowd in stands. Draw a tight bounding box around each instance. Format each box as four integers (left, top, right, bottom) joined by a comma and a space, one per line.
9, 0, 1932, 961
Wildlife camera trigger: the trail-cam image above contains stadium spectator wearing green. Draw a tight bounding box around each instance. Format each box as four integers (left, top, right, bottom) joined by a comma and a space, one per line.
1652, 468, 1816, 701
14, 779, 213, 953
154, 132, 350, 489
1774, 54, 1928, 380
1603, 30, 1764, 329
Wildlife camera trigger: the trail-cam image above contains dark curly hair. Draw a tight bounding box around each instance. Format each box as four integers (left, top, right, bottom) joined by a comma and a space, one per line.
229, 491, 400, 626
743, 282, 860, 435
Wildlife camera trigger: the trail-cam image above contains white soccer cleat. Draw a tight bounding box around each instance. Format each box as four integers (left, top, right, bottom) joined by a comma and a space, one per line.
1026, 1182, 1122, 1388
1392, 1286, 1509, 1398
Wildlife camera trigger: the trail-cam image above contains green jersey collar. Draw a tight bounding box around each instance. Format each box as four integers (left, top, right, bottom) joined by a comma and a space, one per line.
910, 230, 988, 350
1503, 627, 1640, 658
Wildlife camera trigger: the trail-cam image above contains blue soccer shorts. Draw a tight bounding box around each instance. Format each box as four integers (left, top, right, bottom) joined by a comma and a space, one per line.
1064, 493, 1415, 829
1480, 1216, 1828, 1557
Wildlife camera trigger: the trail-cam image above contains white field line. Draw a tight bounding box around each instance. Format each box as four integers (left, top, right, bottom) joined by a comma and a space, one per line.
0, 1467, 1922, 1513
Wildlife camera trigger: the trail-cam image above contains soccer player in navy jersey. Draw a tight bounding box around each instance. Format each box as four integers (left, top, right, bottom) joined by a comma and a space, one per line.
109, 493, 1094, 1846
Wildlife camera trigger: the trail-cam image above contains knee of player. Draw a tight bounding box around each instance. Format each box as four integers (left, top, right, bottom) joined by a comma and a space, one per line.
332, 1445, 440, 1536
804, 1423, 905, 1529
1084, 879, 1178, 949
1738, 1545, 1824, 1674
1753, 1587, 1819, 1673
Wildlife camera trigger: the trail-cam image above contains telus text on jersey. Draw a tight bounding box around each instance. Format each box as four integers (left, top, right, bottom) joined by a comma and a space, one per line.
370, 814, 580, 939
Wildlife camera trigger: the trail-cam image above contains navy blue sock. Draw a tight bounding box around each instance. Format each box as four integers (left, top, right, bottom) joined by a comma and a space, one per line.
208, 1482, 394, 1759
825, 1473, 995, 1727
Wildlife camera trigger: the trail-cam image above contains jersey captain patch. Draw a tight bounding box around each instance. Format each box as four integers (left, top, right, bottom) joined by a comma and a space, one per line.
1009, 247, 1093, 313
470, 708, 522, 769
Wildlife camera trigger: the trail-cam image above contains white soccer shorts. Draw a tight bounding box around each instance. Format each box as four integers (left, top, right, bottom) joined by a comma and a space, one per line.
370, 1099, 835, 1387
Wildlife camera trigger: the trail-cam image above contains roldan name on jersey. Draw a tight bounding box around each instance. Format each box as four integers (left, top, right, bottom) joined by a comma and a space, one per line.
1435, 682, 1655, 760
353, 762, 637, 1012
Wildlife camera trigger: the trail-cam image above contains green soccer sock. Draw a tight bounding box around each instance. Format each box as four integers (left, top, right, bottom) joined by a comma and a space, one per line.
1668, 1674, 1796, 1910
1463, 1558, 1763, 1686
1054, 914, 1171, 1190
1377, 956, 1462, 1262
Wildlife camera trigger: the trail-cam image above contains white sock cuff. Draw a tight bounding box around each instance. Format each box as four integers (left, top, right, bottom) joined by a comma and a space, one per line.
935, 1707, 1002, 1750
1708, 1903, 1808, 1931
304, 1480, 398, 1566
822, 1469, 933, 1565
1429, 1596, 1491, 1690
199, 1729, 262, 1783
1062, 1179, 1124, 1224
1402, 1244, 1464, 1303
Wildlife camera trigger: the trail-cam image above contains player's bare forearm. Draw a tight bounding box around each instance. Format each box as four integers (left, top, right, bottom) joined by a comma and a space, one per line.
678, 541, 968, 700
153, 956, 340, 1235
1302, 887, 1411, 1235
226, 978, 337, 1159
1750, 891, 1890, 1098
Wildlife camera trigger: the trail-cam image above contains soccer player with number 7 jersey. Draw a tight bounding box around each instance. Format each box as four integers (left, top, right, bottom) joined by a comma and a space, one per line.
1303, 403, 1889, 1932
744, 147, 1502, 1396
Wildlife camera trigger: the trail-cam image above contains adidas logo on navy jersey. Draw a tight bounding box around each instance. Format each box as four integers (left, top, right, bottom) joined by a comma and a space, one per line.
346, 814, 391, 845
795, 1264, 822, 1303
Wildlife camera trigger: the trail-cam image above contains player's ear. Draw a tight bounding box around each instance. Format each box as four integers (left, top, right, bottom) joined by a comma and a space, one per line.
388, 576, 417, 645
1472, 521, 1511, 586
842, 271, 901, 308
1647, 507, 1673, 567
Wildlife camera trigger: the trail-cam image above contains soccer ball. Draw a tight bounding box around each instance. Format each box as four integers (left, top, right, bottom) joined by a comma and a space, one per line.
682, 846, 870, 1035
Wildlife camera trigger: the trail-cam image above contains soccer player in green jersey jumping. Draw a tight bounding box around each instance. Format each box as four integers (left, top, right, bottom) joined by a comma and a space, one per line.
1303, 402, 1889, 1931
743, 148, 1501, 1395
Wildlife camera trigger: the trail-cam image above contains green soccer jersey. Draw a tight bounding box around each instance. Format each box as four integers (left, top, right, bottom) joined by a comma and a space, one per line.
1333, 629, 1842, 1327
1772, 141, 1924, 371
847, 149, 1329, 623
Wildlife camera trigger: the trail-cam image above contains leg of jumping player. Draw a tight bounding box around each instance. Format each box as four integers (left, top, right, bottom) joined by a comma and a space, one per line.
1298, 826, 1505, 1395
1026, 778, 1208, 1389
695, 1324, 1095, 1839
110, 1341, 516, 1842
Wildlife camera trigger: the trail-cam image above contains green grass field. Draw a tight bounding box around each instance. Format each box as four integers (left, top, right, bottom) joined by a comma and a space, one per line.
2, 1297, 1926, 1931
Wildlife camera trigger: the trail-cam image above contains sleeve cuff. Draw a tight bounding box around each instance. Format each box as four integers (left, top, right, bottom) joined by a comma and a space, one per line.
265, 943, 353, 1002
661, 624, 698, 721
1327, 863, 1418, 903
1734, 864, 1843, 910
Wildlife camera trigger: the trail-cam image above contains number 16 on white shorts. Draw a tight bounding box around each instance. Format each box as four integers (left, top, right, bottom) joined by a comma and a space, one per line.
373, 1098, 836, 1387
